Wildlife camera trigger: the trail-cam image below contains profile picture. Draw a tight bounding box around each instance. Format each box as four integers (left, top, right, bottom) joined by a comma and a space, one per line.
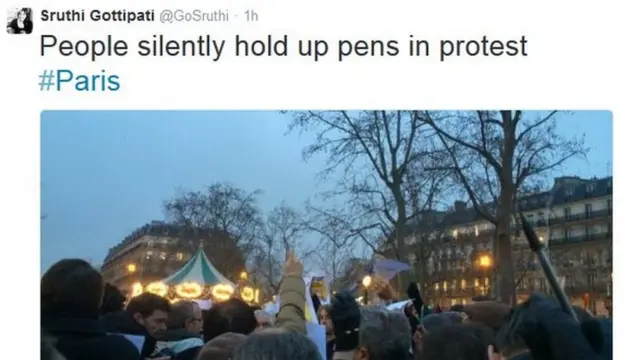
6, 7, 33, 34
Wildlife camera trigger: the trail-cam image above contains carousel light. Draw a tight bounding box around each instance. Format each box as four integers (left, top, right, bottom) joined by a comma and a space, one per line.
240, 271, 248, 280
131, 282, 143, 298
241, 287, 255, 303
175, 281, 203, 299
254, 289, 260, 303
145, 282, 168, 297
211, 284, 234, 301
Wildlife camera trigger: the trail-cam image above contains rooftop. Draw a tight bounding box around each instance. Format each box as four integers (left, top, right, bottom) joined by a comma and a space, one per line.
409, 175, 612, 232
102, 221, 229, 263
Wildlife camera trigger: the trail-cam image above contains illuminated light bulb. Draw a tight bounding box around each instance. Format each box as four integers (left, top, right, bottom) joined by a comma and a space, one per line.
175, 281, 203, 299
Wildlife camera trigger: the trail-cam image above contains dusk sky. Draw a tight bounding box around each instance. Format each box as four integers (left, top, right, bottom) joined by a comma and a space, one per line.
40, 110, 612, 272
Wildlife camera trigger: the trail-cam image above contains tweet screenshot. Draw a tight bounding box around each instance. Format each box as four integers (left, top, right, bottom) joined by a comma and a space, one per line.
0, 0, 636, 359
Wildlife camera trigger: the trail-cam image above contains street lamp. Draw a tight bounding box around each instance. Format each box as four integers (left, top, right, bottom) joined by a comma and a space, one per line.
362, 275, 372, 305
127, 263, 136, 273
478, 255, 492, 295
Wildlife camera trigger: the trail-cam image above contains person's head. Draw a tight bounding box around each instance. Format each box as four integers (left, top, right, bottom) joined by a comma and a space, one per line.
354, 307, 412, 360
233, 329, 322, 360
203, 298, 257, 342
418, 323, 501, 360
421, 312, 465, 333
168, 300, 203, 334
254, 310, 275, 329
41, 259, 104, 318
318, 304, 334, 335
197, 332, 247, 360
450, 304, 465, 312
17, 8, 29, 22
100, 283, 126, 315
126, 292, 171, 337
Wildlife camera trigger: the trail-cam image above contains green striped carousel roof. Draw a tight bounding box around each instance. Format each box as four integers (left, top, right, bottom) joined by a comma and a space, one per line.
161, 248, 234, 286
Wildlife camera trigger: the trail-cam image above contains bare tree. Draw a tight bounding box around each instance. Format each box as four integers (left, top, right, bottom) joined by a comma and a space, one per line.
416, 110, 587, 302
288, 111, 452, 289
404, 161, 452, 292
251, 202, 314, 296
163, 182, 264, 277
306, 216, 357, 290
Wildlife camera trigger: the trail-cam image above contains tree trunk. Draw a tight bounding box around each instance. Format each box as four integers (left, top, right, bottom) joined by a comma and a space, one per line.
391, 185, 408, 293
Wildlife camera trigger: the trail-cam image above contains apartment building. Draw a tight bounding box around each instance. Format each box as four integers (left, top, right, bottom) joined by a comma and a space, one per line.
101, 221, 244, 292
405, 176, 612, 309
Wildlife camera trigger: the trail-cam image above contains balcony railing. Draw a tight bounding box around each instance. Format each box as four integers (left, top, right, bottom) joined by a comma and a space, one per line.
548, 232, 611, 245
548, 209, 612, 226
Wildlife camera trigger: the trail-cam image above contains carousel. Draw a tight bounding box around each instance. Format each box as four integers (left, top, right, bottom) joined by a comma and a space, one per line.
130, 248, 260, 304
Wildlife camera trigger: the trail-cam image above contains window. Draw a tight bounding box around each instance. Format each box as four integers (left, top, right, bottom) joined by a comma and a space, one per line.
451, 280, 457, 290
585, 203, 592, 217
474, 226, 479, 236
461, 279, 467, 289
443, 281, 448, 291
474, 278, 480, 287
452, 229, 458, 238
159, 252, 167, 260
586, 183, 596, 194
564, 207, 571, 220
176, 252, 184, 261
565, 188, 574, 196
484, 277, 490, 286
435, 283, 440, 291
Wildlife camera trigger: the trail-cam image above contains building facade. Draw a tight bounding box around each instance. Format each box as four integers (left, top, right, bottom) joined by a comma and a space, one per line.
404, 176, 612, 310
101, 221, 245, 292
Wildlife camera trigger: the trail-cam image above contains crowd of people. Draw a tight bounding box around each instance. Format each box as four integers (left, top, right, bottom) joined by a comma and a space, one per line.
41, 252, 612, 360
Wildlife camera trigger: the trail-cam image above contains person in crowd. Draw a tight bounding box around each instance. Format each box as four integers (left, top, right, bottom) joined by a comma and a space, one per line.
273, 250, 307, 334
41, 259, 140, 360
418, 323, 501, 360
354, 307, 413, 360
330, 291, 361, 360
331, 290, 413, 360
6, 7, 33, 34
101, 283, 127, 315
254, 309, 276, 329
312, 292, 322, 314
197, 332, 247, 360
155, 300, 205, 360
231, 251, 310, 358
413, 311, 468, 355
101, 292, 172, 358
318, 304, 336, 360
406, 282, 425, 317
233, 328, 322, 360
203, 298, 258, 342
496, 293, 602, 360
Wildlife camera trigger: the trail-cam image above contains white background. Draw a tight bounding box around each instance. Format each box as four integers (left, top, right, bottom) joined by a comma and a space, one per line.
0, 0, 636, 358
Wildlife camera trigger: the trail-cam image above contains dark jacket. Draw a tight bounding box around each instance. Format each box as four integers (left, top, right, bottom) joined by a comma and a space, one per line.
100, 310, 156, 359
506, 294, 601, 360
326, 338, 336, 360
42, 316, 139, 360
155, 328, 204, 360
